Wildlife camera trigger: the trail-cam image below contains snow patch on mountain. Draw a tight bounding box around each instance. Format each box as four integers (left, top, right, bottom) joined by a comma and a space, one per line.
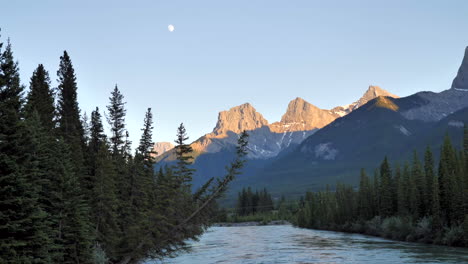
396, 125, 411, 136
448, 120, 464, 128
314, 143, 338, 160
454, 88, 468, 92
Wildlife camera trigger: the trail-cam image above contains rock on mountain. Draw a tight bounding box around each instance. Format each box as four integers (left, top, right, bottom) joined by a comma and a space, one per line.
270, 97, 338, 133
211, 103, 269, 136
401, 47, 468, 122
157, 86, 398, 161
452, 46, 468, 90
330, 85, 399, 117
191, 102, 315, 159
400, 89, 468, 122
152, 142, 174, 157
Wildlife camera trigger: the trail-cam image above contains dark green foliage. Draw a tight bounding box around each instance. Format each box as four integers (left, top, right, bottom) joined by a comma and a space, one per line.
107, 85, 127, 156
87, 107, 119, 256
57, 140, 94, 263
235, 187, 274, 216
57, 51, 84, 150
439, 135, 457, 225
174, 123, 195, 185
397, 163, 410, 216
358, 169, 372, 220
294, 132, 468, 248
25, 64, 55, 130
0, 40, 51, 263
379, 157, 393, 217
410, 151, 424, 218
424, 147, 435, 214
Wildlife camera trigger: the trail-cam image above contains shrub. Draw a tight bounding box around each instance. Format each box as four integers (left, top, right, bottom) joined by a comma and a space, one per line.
350, 221, 365, 233
442, 225, 465, 246
93, 243, 109, 264
381, 216, 413, 241
414, 217, 433, 243
365, 216, 382, 236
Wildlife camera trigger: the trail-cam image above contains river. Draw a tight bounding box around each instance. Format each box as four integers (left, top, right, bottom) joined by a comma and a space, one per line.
147, 225, 468, 264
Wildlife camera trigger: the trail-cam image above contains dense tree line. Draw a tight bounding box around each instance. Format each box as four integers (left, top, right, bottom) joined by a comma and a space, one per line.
0, 33, 249, 263
235, 187, 274, 216
295, 131, 468, 247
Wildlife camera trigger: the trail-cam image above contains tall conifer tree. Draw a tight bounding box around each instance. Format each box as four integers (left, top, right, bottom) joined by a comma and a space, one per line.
0, 38, 51, 263
25, 64, 55, 131
424, 147, 435, 214
379, 157, 393, 217
107, 85, 126, 156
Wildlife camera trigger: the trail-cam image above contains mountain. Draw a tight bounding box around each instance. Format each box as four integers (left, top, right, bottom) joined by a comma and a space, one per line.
155, 85, 399, 200
330, 85, 399, 116
248, 46, 468, 198
211, 103, 268, 136
452, 46, 468, 90
270, 97, 338, 133
158, 86, 397, 163
152, 142, 174, 157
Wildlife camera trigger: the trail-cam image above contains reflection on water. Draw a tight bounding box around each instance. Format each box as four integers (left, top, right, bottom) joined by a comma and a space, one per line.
146, 225, 468, 264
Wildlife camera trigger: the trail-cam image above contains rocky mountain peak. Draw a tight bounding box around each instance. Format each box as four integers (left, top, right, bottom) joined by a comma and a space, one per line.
151, 142, 174, 157
357, 85, 399, 108
330, 85, 398, 117
451, 46, 468, 90
211, 103, 269, 136
281, 97, 319, 123
270, 97, 337, 133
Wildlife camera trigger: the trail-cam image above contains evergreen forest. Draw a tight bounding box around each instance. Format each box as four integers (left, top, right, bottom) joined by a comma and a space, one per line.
0, 33, 249, 263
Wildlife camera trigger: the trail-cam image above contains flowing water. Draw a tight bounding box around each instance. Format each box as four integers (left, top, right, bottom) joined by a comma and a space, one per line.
147, 225, 468, 264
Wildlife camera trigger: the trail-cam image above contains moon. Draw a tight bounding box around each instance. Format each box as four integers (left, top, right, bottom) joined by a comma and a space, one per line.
168, 24, 175, 32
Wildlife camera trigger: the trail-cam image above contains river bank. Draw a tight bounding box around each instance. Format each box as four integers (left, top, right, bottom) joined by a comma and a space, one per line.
294, 215, 468, 249
212, 220, 290, 227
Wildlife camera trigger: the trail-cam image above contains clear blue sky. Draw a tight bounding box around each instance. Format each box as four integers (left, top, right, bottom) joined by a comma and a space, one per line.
2, 0, 468, 146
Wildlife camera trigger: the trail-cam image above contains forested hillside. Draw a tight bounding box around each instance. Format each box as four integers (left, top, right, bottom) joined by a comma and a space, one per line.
295, 132, 468, 247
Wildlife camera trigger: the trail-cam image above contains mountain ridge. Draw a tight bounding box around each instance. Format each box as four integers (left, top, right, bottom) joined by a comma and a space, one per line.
155, 85, 398, 161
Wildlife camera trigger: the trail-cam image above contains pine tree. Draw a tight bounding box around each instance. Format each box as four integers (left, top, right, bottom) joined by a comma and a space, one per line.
432, 173, 442, 230
137, 108, 156, 161
398, 162, 410, 216
0, 39, 48, 263
424, 147, 435, 215
392, 164, 401, 215
21, 111, 56, 263
439, 135, 457, 224
116, 109, 158, 261
88, 108, 106, 166
410, 151, 424, 218
106, 86, 131, 245
371, 169, 380, 217
56, 50, 94, 262
409, 164, 421, 219
25, 64, 55, 131
92, 143, 119, 258
133, 108, 157, 215
173, 123, 195, 186
358, 168, 372, 220
107, 85, 127, 156
87, 107, 118, 257
57, 140, 94, 263
57, 51, 85, 152
379, 157, 393, 217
